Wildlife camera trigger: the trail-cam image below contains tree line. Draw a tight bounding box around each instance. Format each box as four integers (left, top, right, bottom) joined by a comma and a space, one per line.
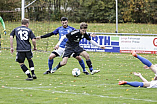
0, 0, 157, 23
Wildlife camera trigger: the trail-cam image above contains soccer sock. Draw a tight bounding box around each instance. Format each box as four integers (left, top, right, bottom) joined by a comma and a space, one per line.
136, 54, 152, 67
79, 59, 86, 71
126, 82, 144, 87
21, 64, 32, 78
48, 59, 54, 71
86, 59, 93, 72
56, 62, 62, 69
28, 59, 35, 75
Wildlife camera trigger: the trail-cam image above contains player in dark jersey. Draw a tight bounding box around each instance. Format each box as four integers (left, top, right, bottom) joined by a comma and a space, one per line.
36, 17, 90, 75
10, 18, 37, 81
51, 22, 105, 75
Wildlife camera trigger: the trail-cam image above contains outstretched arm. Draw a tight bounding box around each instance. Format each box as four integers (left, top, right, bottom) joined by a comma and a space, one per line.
0, 16, 6, 35
54, 35, 66, 50
133, 72, 148, 82
89, 33, 96, 37
36, 32, 55, 40
0, 16, 5, 29
89, 40, 105, 49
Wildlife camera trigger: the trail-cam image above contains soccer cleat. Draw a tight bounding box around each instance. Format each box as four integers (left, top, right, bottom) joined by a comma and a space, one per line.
25, 77, 33, 81
131, 50, 137, 57
118, 81, 127, 85
83, 70, 90, 75
91, 70, 100, 75
51, 67, 57, 73
32, 74, 37, 79
43, 70, 51, 75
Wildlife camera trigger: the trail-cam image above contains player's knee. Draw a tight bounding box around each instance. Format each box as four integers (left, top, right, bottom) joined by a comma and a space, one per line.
19, 63, 24, 66
49, 54, 55, 60
84, 54, 90, 60
75, 56, 82, 61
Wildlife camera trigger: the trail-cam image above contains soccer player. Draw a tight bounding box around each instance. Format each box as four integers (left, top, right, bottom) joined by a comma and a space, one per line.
36, 17, 89, 75
0, 16, 6, 50
119, 72, 157, 88
0, 16, 6, 35
51, 22, 105, 75
119, 50, 157, 88
131, 50, 157, 79
10, 18, 37, 81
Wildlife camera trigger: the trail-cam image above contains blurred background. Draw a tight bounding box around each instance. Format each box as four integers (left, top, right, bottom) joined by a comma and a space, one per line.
0, 0, 156, 23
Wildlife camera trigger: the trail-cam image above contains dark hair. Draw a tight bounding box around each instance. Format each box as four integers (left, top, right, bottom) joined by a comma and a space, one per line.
80, 22, 88, 29
22, 18, 29, 25
61, 17, 68, 21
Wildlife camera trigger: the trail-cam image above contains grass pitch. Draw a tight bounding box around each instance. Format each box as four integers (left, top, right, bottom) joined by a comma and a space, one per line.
1, 50, 157, 104
0, 22, 157, 103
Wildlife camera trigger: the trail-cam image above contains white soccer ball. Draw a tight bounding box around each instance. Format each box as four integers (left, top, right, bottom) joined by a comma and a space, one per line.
72, 68, 80, 77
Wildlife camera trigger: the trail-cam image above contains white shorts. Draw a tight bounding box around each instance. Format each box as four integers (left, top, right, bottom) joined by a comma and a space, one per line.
53, 47, 65, 57
147, 80, 157, 88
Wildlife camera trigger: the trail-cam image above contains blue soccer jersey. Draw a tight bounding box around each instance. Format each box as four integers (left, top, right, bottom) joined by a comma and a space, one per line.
53, 26, 75, 48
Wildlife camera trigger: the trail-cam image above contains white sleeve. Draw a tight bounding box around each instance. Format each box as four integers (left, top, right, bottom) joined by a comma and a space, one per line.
56, 35, 66, 46
89, 40, 100, 48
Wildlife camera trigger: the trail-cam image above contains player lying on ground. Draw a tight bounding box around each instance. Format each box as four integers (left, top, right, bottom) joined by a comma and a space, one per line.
119, 72, 157, 88
51, 22, 105, 75
119, 50, 157, 88
36, 17, 91, 75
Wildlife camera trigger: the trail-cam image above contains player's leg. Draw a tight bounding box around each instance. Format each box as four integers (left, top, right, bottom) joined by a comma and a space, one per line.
73, 54, 89, 75
131, 50, 152, 67
16, 52, 33, 81
51, 57, 69, 73
80, 51, 100, 75
43, 53, 56, 74
131, 50, 157, 73
51, 47, 72, 74
27, 59, 37, 79
44, 48, 64, 74
26, 51, 37, 79
119, 81, 145, 87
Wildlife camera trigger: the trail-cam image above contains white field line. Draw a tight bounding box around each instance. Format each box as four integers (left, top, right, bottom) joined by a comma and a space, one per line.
1, 86, 157, 102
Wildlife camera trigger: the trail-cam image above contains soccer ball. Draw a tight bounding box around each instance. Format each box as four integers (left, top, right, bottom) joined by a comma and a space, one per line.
72, 68, 80, 77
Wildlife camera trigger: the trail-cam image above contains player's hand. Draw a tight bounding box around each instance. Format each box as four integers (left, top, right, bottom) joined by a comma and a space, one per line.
133, 72, 141, 77
10, 48, 14, 54
3, 29, 6, 35
143, 65, 149, 69
54, 45, 59, 50
90, 33, 96, 37
100, 46, 105, 49
36, 36, 41, 40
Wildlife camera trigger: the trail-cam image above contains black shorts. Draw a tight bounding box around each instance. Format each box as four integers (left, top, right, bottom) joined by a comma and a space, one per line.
63, 46, 84, 58
16, 51, 33, 63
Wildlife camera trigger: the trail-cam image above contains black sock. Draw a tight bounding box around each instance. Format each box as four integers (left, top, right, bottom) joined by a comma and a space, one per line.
86, 59, 93, 72
28, 59, 35, 75
21, 64, 32, 78
56, 62, 62, 69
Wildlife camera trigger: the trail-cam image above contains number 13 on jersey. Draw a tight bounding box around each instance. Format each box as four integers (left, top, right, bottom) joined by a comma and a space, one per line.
18, 30, 28, 40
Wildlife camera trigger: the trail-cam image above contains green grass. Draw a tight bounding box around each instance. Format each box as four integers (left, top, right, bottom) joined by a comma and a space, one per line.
1, 22, 157, 51
1, 22, 157, 103
1, 50, 157, 104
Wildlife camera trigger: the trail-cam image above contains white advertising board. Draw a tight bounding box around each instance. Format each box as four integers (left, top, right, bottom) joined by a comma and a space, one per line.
119, 36, 157, 54
79, 35, 157, 54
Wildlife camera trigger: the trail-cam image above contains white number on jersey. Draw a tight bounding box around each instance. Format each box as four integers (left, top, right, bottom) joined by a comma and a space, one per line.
18, 30, 28, 40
